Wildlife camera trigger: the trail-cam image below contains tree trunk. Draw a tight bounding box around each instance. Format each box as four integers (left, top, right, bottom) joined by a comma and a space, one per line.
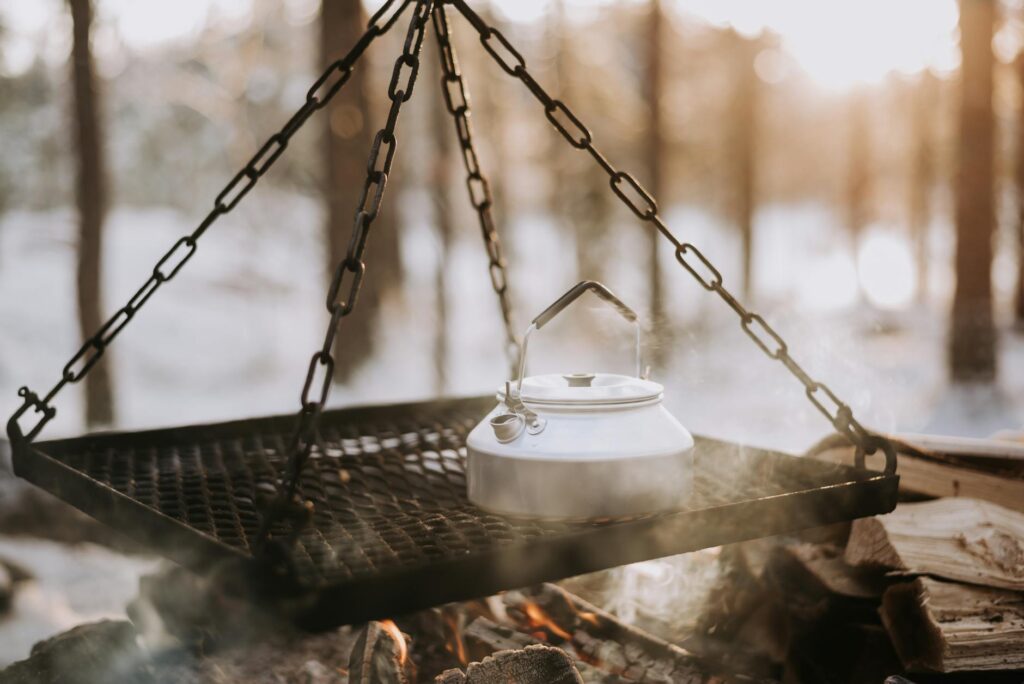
429, 33, 452, 394
645, 0, 666, 365
951, 0, 997, 381
728, 30, 758, 299
1014, 53, 1024, 327
69, 0, 113, 427
321, 0, 390, 383
909, 70, 937, 305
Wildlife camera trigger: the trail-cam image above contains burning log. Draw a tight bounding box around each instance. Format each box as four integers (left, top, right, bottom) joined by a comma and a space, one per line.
436, 644, 584, 683
506, 584, 745, 683
463, 616, 610, 682
348, 620, 417, 683
881, 576, 1024, 672
845, 498, 1024, 591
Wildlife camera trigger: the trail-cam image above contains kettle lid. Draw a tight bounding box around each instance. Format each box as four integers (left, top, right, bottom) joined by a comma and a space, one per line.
504, 372, 663, 407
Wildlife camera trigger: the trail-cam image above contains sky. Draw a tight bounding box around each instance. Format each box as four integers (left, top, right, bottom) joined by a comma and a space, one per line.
0, 0, 964, 90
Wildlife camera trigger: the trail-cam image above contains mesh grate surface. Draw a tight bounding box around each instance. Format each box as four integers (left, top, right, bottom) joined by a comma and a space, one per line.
19, 396, 896, 625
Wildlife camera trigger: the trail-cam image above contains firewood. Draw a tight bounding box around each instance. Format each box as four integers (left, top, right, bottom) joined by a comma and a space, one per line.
880, 576, 1024, 672
435, 668, 468, 683
463, 645, 583, 683
510, 584, 748, 683
779, 543, 885, 601
348, 620, 416, 683
463, 616, 611, 682
762, 543, 885, 628
845, 498, 1024, 591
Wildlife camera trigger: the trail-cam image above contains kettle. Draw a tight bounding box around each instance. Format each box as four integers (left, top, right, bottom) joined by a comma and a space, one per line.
466, 281, 695, 519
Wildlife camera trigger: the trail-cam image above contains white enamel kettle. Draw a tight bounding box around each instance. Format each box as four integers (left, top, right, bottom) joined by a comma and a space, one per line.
466, 281, 694, 519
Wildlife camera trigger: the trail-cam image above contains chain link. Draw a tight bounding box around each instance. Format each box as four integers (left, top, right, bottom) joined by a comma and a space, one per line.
432, 5, 520, 376
256, 0, 437, 552
447, 0, 895, 474
7, 1, 415, 444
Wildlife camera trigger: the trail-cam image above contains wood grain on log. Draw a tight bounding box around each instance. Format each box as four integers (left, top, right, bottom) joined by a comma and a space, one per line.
463, 616, 611, 682
510, 584, 724, 683
464, 645, 583, 683
845, 498, 1024, 591
881, 576, 1024, 672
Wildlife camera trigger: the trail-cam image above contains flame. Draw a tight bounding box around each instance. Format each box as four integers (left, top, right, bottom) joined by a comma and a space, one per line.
559, 592, 600, 627
443, 612, 469, 666
522, 602, 572, 641
379, 619, 408, 666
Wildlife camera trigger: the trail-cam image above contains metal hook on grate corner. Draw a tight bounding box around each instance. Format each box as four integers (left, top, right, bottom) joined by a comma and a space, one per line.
446, 0, 897, 477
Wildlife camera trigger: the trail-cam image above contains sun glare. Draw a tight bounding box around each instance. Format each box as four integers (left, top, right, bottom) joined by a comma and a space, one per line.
858, 230, 917, 310
678, 0, 960, 90
1, 0, 961, 89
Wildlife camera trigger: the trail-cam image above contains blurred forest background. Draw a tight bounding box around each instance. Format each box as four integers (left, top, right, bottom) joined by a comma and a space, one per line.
1, 0, 1024, 452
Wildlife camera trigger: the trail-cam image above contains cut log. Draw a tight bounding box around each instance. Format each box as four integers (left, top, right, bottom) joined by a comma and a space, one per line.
463, 645, 583, 683
772, 543, 885, 602
435, 668, 468, 683
509, 584, 740, 682
845, 498, 1024, 591
348, 620, 416, 684
463, 616, 610, 682
881, 576, 1024, 672
808, 433, 1024, 514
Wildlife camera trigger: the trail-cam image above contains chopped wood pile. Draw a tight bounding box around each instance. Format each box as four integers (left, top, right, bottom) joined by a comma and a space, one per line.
695, 497, 1024, 682
848, 498, 1024, 674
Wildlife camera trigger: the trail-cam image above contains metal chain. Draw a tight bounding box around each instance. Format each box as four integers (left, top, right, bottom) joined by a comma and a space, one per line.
447, 0, 896, 474
256, 0, 437, 555
431, 5, 520, 377
7, 0, 416, 445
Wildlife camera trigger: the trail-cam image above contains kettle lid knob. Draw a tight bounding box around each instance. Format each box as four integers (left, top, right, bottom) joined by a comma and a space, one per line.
563, 373, 596, 388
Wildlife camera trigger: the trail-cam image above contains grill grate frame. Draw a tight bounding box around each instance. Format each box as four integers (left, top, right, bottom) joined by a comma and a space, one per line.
12, 396, 897, 628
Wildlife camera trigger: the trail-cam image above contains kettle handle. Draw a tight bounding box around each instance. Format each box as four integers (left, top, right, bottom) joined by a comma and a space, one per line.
533, 281, 638, 330
517, 280, 643, 391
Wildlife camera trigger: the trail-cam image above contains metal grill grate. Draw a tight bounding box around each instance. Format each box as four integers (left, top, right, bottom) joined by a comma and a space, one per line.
12, 396, 897, 628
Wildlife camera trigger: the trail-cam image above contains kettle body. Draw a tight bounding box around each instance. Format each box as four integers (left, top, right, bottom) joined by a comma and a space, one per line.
466, 373, 694, 518
465, 281, 695, 519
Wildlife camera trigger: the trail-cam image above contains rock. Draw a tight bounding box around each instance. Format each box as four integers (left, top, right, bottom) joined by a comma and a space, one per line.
0, 620, 151, 684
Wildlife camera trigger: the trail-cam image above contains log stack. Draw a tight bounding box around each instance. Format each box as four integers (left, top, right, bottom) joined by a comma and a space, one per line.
846, 498, 1024, 674
690, 497, 1024, 681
